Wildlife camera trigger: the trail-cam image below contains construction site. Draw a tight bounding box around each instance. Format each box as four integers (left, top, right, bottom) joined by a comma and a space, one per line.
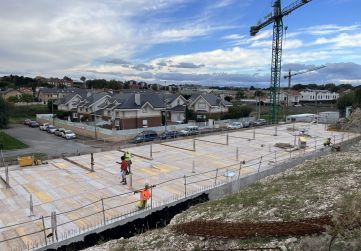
0, 122, 359, 250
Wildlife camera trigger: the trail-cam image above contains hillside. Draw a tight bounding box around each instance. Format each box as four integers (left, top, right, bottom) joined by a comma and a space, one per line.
86, 140, 361, 251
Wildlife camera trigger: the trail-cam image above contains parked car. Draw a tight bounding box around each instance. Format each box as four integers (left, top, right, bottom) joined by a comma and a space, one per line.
160, 130, 180, 139
179, 126, 199, 136
227, 122, 243, 129
39, 123, 49, 131
242, 121, 251, 128
24, 119, 31, 125
62, 130, 76, 140
29, 121, 39, 128
46, 125, 57, 134
253, 119, 267, 126
131, 130, 158, 143
54, 128, 66, 136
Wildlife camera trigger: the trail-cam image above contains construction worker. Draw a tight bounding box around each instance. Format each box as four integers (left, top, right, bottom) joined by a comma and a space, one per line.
323, 137, 332, 147
119, 156, 128, 185
124, 150, 132, 173
134, 183, 155, 209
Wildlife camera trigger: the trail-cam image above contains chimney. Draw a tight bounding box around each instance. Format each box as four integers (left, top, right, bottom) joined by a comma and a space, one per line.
135, 93, 141, 106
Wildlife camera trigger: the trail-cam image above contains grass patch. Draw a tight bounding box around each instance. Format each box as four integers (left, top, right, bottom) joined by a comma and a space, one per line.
8, 104, 48, 124
0, 131, 28, 150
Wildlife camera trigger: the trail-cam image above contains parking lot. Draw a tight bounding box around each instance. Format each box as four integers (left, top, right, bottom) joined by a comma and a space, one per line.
2, 124, 96, 158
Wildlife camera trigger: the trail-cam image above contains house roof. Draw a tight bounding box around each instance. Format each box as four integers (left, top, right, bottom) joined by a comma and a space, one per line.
38, 87, 87, 94
0, 88, 22, 94
171, 105, 186, 112
116, 93, 165, 109
189, 93, 233, 107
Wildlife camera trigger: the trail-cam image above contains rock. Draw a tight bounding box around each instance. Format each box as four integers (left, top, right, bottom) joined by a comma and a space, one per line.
238, 204, 243, 209
285, 237, 297, 245
199, 236, 205, 241
279, 245, 288, 251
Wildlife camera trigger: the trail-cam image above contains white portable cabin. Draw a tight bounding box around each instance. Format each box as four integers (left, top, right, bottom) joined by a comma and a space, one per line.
286, 114, 316, 123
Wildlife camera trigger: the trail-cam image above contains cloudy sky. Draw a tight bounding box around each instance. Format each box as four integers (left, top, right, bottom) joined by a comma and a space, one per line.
1, 0, 361, 87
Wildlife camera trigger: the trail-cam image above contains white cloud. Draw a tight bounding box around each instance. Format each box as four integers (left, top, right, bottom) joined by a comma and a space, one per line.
314, 32, 361, 48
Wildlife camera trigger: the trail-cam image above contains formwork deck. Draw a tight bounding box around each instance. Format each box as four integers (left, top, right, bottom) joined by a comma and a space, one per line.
0, 123, 357, 250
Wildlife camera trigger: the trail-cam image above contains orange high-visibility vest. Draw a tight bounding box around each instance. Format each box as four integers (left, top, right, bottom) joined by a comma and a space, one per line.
140, 189, 151, 201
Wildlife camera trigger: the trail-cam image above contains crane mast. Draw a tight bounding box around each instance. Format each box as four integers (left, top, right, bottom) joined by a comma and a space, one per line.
250, 0, 312, 124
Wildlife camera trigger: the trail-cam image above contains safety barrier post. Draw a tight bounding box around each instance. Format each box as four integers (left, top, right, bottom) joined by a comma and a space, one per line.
236, 147, 239, 161
150, 143, 153, 158
294, 135, 297, 146
214, 168, 218, 186
29, 194, 34, 216
41, 216, 47, 246
150, 186, 153, 209
253, 129, 255, 140
90, 153, 94, 172
192, 160, 195, 173
183, 175, 187, 198
257, 156, 263, 173
238, 163, 242, 179
333, 135, 336, 145
193, 139, 196, 151
226, 134, 229, 145
274, 126, 278, 136
5, 165, 9, 188
101, 198, 106, 225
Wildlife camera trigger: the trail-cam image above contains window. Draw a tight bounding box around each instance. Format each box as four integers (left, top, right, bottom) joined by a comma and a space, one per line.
142, 107, 147, 113
142, 120, 148, 127
177, 99, 181, 105
198, 100, 206, 110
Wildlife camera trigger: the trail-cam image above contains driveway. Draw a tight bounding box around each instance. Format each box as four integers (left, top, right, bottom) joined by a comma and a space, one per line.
2, 124, 97, 158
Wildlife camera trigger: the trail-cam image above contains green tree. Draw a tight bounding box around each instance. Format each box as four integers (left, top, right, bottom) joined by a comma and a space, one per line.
224, 96, 233, 102
226, 104, 252, 119
47, 100, 58, 113
337, 93, 354, 110
7, 96, 19, 103
0, 97, 9, 129
236, 90, 245, 100
254, 90, 264, 97
354, 87, 361, 107
19, 93, 33, 103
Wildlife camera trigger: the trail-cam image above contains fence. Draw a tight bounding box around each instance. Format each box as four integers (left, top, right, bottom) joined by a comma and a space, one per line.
36, 114, 255, 141
0, 133, 359, 251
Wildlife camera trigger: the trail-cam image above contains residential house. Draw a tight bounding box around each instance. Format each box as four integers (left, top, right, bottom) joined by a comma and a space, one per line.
299, 89, 339, 103
37, 88, 87, 104
187, 93, 233, 120
101, 92, 165, 129
0, 88, 23, 100
279, 90, 301, 106
163, 94, 187, 123
58, 90, 166, 129
76, 92, 112, 121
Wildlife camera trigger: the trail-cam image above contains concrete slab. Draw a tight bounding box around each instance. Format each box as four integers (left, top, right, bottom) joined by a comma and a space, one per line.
0, 123, 358, 250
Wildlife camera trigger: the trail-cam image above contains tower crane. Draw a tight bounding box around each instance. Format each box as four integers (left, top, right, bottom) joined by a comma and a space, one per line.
250, 0, 313, 124
284, 65, 326, 88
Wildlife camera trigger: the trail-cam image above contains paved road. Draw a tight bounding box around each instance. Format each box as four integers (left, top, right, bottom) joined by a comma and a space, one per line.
2, 124, 97, 158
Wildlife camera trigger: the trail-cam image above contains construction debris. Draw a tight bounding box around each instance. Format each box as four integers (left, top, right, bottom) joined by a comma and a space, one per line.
274, 143, 293, 149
